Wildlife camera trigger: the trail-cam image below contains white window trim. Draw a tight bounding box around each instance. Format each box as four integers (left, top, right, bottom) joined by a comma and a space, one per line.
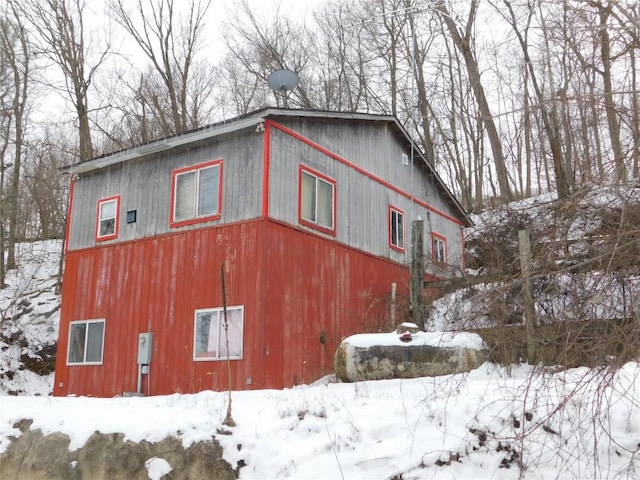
299, 166, 336, 233
193, 306, 244, 362
171, 160, 222, 226
67, 319, 106, 366
433, 236, 447, 263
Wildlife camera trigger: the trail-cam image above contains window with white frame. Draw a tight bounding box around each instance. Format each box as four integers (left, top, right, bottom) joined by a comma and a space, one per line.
67, 319, 105, 365
389, 207, 404, 250
194, 306, 244, 360
96, 196, 119, 240
299, 166, 336, 233
432, 234, 447, 264
172, 160, 222, 226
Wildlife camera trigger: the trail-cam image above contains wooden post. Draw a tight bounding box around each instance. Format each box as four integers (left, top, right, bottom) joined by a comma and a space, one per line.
411, 220, 425, 326
390, 282, 397, 324
221, 262, 236, 427
519, 229, 536, 364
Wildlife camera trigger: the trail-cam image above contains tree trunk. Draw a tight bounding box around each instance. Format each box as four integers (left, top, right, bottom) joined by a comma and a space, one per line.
597, 5, 626, 182
435, 0, 513, 201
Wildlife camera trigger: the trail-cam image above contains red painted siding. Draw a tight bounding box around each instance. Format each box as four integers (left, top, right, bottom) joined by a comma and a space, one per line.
54, 219, 412, 397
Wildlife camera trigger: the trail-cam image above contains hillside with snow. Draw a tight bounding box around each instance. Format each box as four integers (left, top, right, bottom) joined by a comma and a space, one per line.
0, 241, 60, 396
1, 187, 639, 479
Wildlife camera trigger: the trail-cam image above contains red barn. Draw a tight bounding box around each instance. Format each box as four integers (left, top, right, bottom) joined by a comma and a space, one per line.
53, 109, 470, 397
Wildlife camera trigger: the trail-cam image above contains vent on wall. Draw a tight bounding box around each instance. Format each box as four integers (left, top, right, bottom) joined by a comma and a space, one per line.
401, 153, 409, 166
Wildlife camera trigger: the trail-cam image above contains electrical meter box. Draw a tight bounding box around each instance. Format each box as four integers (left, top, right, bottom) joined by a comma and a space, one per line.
137, 332, 153, 365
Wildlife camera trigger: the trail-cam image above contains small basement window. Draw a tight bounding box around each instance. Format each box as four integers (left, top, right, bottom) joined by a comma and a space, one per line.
194, 306, 244, 361
96, 196, 120, 241
67, 319, 105, 365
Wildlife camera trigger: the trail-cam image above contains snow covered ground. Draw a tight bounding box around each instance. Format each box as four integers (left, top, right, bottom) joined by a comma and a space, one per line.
1, 223, 639, 478
1, 362, 638, 479
0, 240, 60, 396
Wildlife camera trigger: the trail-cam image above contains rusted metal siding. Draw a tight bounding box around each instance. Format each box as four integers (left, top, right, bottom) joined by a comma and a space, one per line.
262, 220, 412, 386
54, 219, 412, 397
67, 130, 264, 251
55, 221, 267, 397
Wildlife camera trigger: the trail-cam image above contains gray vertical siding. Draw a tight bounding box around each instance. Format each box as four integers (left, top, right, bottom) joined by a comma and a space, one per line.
267, 117, 465, 271
67, 114, 466, 272
68, 130, 263, 250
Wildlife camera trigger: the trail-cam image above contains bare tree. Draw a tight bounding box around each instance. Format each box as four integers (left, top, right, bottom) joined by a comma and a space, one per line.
499, 0, 572, 199
590, 1, 626, 182
0, 15, 12, 286
312, 0, 373, 111
221, 0, 315, 111
22, 0, 108, 162
0, 4, 30, 270
23, 134, 69, 240
433, 0, 514, 202
108, 0, 214, 135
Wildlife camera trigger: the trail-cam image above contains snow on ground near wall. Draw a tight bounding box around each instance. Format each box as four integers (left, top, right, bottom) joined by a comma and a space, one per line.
0, 240, 61, 396
1, 362, 638, 480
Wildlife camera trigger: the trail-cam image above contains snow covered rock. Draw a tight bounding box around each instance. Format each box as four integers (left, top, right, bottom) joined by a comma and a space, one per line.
334, 329, 488, 382
0, 420, 237, 480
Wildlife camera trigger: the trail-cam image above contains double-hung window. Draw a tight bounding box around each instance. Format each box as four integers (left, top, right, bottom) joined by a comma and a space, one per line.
432, 233, 447, 264
389, 206, 405, 251
299, 165, 336, 235
171, 159, 222, 228
96, 196, 119, 241
67, 319, 105, 365
194, 306, 244, 360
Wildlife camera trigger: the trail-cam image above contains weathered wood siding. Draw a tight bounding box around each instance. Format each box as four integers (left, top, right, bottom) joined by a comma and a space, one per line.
266, 117, 465, 270
54, 219, 412, 397
67, 130, 263, 251
66, 116, 464, 269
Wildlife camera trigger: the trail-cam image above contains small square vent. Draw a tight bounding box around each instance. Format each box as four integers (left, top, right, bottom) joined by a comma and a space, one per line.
401, 153, 409, 166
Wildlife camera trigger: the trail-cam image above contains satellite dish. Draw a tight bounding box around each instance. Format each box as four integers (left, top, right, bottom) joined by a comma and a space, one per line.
267, 69, 299, 108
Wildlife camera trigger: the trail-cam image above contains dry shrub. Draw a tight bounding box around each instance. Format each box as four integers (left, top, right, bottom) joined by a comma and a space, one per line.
438, 183, 640, 368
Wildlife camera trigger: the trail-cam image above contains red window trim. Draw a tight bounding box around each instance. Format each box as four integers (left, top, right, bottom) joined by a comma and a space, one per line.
298, 164, 337, 237
270, 120, 465, 227
170, 158, 223, 229
432, 231, 448, 264
388, 205, 405, 252
95, 195, 120, 242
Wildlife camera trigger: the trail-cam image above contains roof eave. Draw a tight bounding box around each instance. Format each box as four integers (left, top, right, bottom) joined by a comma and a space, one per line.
65, 112, 270, 175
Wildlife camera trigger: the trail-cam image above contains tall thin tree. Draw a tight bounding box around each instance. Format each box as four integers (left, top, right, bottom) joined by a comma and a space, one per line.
0, 4, 30, 270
